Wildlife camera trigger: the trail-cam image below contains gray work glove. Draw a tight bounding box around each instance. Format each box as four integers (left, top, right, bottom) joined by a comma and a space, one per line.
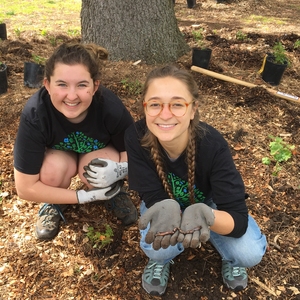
83, 158, 128, 188
76, 180, 122, 204
139, 199, 181, 250
177, 203, 215, 248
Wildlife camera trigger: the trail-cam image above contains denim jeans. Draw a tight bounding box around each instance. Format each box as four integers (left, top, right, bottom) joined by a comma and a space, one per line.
139, 201, 267, 267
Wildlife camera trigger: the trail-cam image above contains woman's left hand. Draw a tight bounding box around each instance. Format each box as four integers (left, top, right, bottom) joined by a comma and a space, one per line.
178, 203, 215, 248
83, 158, 128, 188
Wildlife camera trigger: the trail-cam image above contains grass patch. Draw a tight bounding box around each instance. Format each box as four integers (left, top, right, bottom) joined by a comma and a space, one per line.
0, 0, 81, 35
246, 15, 287, 26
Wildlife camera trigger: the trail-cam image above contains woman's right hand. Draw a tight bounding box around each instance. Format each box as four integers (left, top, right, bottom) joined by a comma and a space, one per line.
76, 180, 122, 204
138, 199, 181, 250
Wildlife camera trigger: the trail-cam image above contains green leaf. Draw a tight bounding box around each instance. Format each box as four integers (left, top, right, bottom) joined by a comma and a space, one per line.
262, 157, 271, 165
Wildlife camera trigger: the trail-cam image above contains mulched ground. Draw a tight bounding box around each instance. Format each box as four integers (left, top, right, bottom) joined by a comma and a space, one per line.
0, 0, 299, 299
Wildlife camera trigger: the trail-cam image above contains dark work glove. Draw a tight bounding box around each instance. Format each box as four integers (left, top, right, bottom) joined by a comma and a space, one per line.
138, 199, 181, 250
178, 203, 215, 248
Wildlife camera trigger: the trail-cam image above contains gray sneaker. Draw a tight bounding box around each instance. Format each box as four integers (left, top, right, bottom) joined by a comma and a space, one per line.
35, 204, 68, 240
104, 188, 137, 226
222, 260, 248, 291
142, 259, 173, 296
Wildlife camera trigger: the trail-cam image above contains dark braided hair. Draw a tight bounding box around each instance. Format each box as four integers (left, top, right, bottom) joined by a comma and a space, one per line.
141, 65, 205, 204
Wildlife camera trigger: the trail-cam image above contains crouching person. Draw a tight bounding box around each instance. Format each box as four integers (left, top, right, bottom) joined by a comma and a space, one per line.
13, 43, 137, 241
124, 65, 267, 296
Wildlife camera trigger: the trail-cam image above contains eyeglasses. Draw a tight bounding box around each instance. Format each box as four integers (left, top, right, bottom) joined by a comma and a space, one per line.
143, 99, 194, 117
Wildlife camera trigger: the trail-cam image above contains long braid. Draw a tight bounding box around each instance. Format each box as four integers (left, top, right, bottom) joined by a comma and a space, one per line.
142, 130, 175, 199
186, 126, 197, 204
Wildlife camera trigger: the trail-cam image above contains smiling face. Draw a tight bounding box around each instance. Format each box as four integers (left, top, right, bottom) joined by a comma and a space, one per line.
44, 63, 99, 123
144, 76, 197, 152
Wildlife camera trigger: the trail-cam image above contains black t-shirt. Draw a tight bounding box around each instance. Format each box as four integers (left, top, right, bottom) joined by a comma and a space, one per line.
14, 86, 133, 175
125, 119, 248, 237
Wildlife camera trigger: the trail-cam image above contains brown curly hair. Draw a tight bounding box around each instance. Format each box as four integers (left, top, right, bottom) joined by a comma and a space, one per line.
44, 43, 108, 82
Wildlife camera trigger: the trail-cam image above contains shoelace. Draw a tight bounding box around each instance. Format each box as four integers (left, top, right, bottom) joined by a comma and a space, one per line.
38, 203, 66, 223
232, 267, 244, 277
148, 260, 174, 280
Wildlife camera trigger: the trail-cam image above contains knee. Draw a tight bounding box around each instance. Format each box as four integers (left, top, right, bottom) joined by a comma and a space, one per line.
233, 235, 267, 267
40, 160, 76, 187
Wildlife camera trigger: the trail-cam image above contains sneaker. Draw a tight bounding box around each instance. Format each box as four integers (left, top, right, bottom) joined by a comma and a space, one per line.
142, 259, 173, 296
222, 260, 248, 291
35, 204, 68, 240
104, 188, 137, 226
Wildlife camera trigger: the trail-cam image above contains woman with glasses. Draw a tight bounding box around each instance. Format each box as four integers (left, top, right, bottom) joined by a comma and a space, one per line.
124, 65, 267, 296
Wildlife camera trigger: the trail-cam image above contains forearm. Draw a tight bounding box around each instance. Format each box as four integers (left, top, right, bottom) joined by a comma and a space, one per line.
210, 209, 234, 235
119, 151, 128, 162
16, 180, 78, 204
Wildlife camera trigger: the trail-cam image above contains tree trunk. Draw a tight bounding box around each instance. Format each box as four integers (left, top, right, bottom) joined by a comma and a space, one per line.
81, 0, 189, 64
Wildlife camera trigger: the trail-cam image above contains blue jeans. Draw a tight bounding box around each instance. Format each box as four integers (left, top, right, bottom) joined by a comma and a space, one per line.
139, 201, 267, 267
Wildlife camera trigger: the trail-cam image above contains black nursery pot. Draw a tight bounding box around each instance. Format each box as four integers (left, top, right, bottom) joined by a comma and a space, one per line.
0, 23, 7, 40
0, 63, 8, 95
187, 0, 196, 8
192, 48, 212, 69
262, 54, 287, 86
24, 62, 45, 88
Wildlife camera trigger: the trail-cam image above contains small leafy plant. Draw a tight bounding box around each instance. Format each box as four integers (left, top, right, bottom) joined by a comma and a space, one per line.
262, 135, 295, 176
40, 29, 48, 36
192, 28, 207, 49
32, 54, 46, 65
67, 29, 80, 36
14, 28, 22, 38
272, 42, 288, 65
86, 224, 114, 249
236, 30, 248, 41
121, 78, 142, 95
294, 39, 300, 49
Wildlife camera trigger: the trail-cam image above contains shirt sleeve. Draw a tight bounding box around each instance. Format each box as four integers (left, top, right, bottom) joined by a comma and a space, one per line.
100, 87, 134, 152
13, 112, 46, 174
199, 126, 248, 237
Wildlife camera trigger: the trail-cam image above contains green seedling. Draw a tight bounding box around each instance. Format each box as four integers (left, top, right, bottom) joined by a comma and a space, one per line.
294, 39, 300, 49
192, 28, 206, 49
121, 78, 142, 95
40, 29, 48, 36
32, 54, 46, 65
74, 265, 82, 275
6, 11, 15, 16
86, 225, 114, 249
272, 42, 288, 65
236, 30, 248, 41
262, 135, 295, 176
67, 29, 80, 36
14, 28, 22, 38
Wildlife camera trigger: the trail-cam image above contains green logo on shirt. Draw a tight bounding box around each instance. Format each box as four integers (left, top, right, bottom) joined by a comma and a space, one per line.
52, 131, 105, 153
168, 172, 205, 209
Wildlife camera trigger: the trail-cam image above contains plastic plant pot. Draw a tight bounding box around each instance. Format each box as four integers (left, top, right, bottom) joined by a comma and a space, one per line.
24, 62, 45, 88
192, 48, 212, 69
262, 54, 288, 86
0, 63, 8, 95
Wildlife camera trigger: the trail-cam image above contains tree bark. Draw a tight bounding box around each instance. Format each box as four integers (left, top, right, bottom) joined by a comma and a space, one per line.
81, 0, 189, 64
